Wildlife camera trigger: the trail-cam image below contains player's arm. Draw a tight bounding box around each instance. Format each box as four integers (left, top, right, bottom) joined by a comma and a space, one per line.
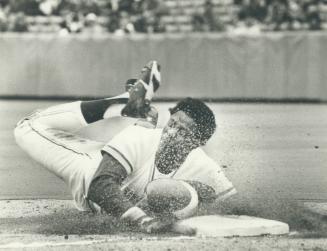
87, 125, 149, 220
87, 153, 176, 233
182, 180, 218, 203
181, 149, 237, 204
87, 152, 134, 216
182, 176, 237, 205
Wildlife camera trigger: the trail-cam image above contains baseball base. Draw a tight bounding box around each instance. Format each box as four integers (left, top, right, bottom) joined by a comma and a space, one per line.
172, 215, 289, 237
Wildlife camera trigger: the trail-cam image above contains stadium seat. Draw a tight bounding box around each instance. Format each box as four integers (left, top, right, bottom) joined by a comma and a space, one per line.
49, 16, 63, 25
179, 24, 193, 32
97, 16, 109, 25
161, 16, 175, 24
175, 15, 192, 24
165, 24, 180, 32
165, 0, 178, 8
26, 16, 62, 33
183, 7, 204, 15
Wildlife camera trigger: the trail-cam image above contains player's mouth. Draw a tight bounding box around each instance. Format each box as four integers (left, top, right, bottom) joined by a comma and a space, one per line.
155, 143, 185, 174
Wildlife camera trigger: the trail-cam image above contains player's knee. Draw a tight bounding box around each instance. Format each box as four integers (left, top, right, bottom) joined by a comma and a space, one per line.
13, 115, 33, 146
145, 178, 199, 219
14, 124, 25, 147
14, 122, 23, 141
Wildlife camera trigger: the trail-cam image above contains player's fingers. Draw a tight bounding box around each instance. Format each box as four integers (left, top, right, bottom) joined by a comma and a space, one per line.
172, 224, 197, 236
146, 220, 173, 233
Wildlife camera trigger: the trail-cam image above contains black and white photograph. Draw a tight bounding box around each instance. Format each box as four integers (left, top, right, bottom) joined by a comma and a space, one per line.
0, 0, 327, 250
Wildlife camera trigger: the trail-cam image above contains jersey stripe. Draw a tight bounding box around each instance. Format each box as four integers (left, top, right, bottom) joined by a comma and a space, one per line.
103, 145, 134, 174
30, 121, 91, 158
215, 187, 237, 200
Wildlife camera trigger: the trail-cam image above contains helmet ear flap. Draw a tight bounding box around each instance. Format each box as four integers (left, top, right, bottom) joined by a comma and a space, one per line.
145, 179, 199, 220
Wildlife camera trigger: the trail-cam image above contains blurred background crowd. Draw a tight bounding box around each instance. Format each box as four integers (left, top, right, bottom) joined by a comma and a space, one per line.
0, 0, 327, 34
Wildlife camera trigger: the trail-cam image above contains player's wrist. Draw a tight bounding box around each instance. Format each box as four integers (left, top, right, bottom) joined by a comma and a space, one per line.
137, 215, 154, 226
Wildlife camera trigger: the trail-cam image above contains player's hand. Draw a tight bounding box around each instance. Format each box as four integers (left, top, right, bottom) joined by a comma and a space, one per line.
120, 206, 171, 233
135, 106, 158, 128
138, 215, 196, 235
138, 215, 176, 234
171, 222, 197, 236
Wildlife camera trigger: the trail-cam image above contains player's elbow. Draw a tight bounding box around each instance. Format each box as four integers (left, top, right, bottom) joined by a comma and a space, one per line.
87, 175, 133, 217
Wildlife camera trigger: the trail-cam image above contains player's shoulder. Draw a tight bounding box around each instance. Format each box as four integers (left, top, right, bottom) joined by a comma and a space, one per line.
185, 147, 222, 171
124, 124, 161, 133
187, 147, 206, 159
115, 124, 162, 142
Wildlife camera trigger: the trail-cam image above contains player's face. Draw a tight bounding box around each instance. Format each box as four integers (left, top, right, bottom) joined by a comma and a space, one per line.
155, 111, 201, 174
121, 80, 150, 118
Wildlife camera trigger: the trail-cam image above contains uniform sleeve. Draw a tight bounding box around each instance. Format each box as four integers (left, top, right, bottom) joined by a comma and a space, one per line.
174, 148, 237, 201
212, 166, 237, 201
101, 125, 150, 175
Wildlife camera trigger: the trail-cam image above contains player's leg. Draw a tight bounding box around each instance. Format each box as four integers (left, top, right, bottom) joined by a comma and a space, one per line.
121, 60, 161, 118
16, 60, 161, 133
13, 94, 129, 211
12, 90, 130, 212
14, 114, 102, 211
76, 61, 162, 140
14, 58, 162, 175
81, 60, 161, 122
14, 60, 161, 210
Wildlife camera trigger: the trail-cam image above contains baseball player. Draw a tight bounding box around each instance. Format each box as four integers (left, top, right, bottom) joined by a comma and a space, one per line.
14, 61, 236, 234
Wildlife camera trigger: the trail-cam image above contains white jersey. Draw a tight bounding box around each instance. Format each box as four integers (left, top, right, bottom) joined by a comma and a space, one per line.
101, 125, 236, 201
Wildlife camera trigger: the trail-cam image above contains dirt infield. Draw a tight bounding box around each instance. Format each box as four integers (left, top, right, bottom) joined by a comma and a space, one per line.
1, 101, 327, 250
1, 200, 327, 250
3, 198, 326, 235
1, 234, 327, 251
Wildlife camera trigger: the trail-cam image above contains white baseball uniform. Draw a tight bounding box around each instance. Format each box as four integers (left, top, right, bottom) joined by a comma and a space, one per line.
14, 101, 236, 212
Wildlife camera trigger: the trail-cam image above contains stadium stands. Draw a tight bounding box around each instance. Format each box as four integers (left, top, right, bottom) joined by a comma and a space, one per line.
0, 0, 327, 33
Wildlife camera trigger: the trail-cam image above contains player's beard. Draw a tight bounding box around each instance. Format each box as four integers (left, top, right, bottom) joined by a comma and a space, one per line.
155, 143, 188, 174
